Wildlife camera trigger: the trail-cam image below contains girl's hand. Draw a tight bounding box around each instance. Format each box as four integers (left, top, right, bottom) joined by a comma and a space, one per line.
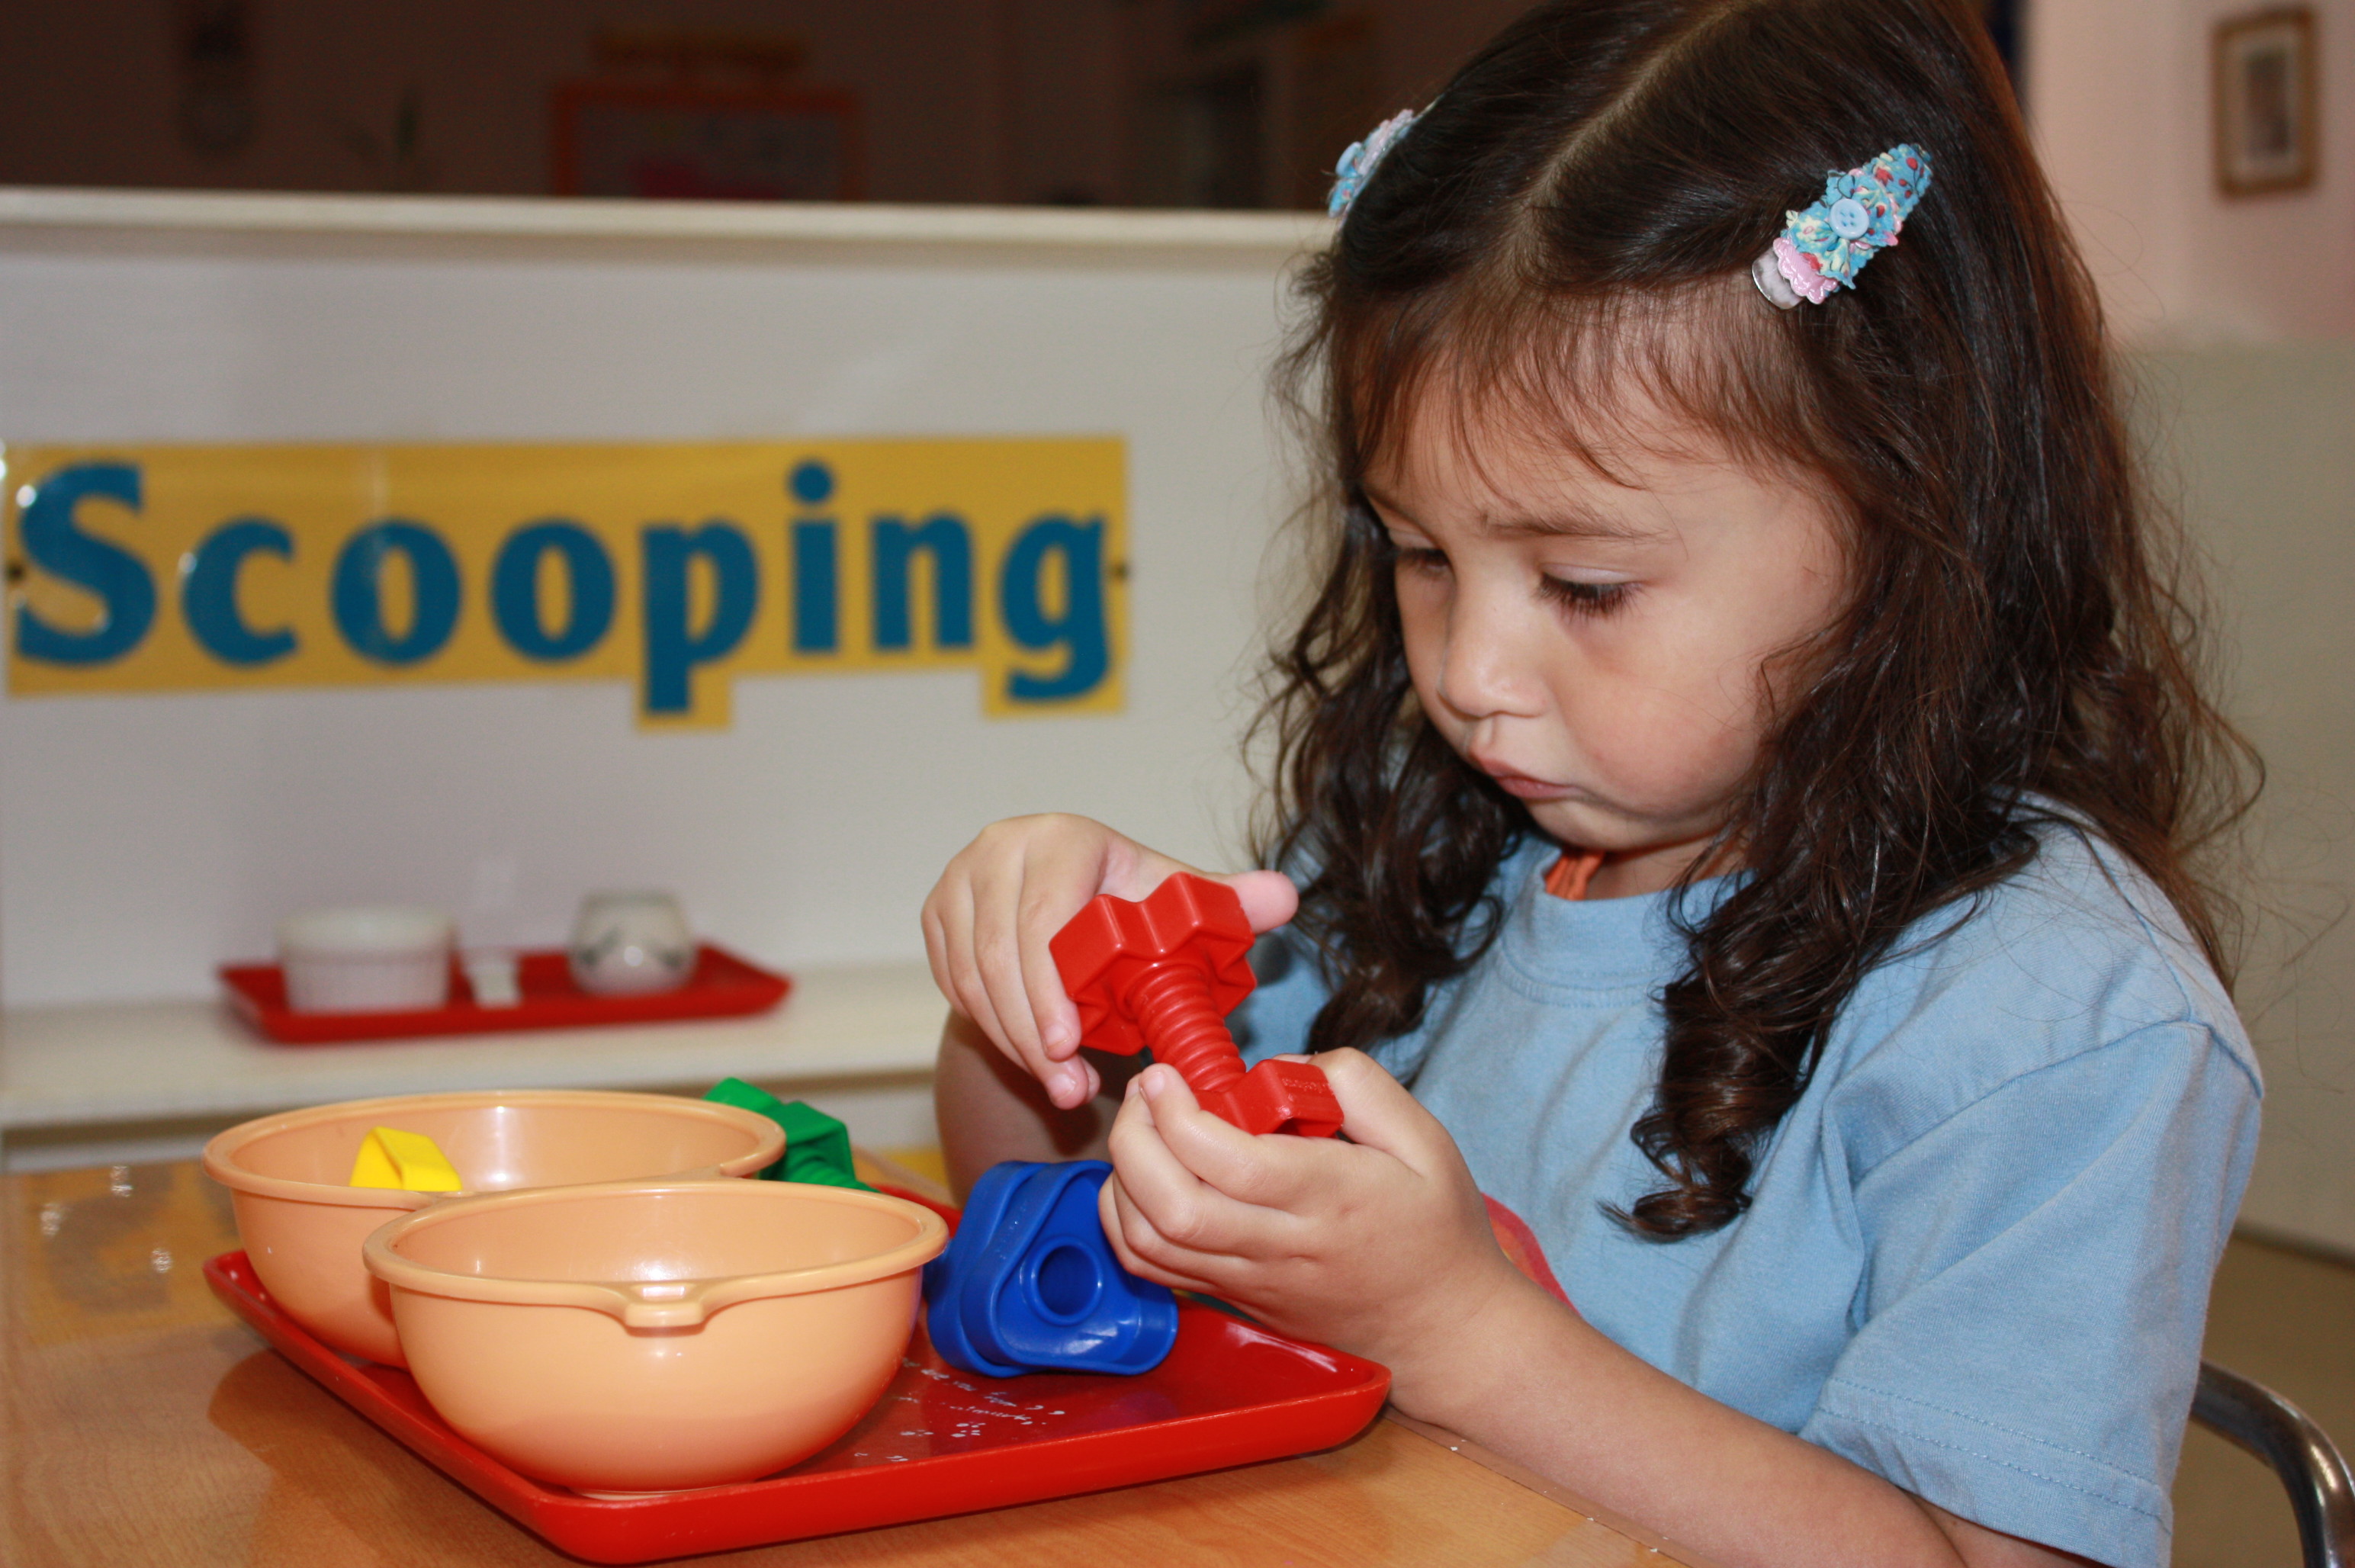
921, 814, 1297, 1111
1097, 1048, 1533, 1406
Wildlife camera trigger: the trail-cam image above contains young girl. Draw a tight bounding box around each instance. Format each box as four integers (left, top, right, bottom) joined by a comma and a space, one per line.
924, 2, 2260, 1563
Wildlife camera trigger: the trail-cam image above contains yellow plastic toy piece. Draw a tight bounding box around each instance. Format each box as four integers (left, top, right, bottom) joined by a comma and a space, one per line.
349, 1126, 464, 1192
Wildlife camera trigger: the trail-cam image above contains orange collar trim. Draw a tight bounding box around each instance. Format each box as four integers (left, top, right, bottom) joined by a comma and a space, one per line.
1543, 848, 1606, 902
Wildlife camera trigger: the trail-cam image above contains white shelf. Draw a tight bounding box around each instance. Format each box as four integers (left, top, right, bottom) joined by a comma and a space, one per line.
0, 186, 1331, 259
0, 960, 946, 1139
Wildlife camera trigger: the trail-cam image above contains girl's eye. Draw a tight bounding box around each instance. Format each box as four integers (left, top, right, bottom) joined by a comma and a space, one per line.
1540, 576, 1632, 616
1394, 545, 1450, 575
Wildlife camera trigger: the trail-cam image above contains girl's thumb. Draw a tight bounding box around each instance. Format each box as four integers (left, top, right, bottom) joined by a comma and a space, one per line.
1116, 847, 1298, 937
1213, 868, 1299, 935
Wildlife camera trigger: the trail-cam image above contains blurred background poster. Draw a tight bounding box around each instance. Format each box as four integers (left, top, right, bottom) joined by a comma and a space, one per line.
554, 82, 856, 201
553, 30, 856, 201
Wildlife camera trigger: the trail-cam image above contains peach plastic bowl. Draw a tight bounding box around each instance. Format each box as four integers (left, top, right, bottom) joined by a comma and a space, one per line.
201, 1091, 786, 1367
363, 1179, 949, 1492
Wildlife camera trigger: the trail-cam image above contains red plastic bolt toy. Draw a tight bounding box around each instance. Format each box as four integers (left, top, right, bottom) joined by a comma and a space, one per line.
1050, 873, 1343, 1139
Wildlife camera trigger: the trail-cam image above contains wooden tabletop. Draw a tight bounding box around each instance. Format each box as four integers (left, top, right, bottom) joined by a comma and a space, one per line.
2, 1158, 1699, 1566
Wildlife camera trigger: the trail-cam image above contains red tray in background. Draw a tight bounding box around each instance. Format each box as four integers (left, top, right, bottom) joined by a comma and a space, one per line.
219, 944, 791, 1045
204, 1244, 1390, 1563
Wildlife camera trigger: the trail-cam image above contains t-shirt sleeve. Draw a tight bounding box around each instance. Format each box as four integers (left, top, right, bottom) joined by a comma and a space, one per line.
1799, 1020, 2260, 1567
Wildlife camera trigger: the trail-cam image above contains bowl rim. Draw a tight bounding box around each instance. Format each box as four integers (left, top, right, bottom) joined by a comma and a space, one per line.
198, 1089, 788, 1212
361, 1178, 951, 1327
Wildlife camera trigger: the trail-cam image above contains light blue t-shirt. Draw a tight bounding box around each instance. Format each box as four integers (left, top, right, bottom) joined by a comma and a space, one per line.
1233, 826, 2260, 1566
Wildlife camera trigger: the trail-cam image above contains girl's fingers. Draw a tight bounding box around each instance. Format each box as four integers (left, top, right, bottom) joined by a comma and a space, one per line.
1102, 1090, 1230, 1285
1012, 833, 1120, 1064
1133, 1065, 1327, 1210
927, 854, 1085, 1105
928, 880, 1023, 1074
965, 867, 1052, 1072
1107, 1069, 1296, 1255
964, 820, 1118, 1104
920, 872, 984, 1020
972, 864, 1108, 1106
919, 889, 961, 1018
1303, 1049, 1452, 1169
1098, 1174, 1224, 1293
1009, 830, 1204, 1095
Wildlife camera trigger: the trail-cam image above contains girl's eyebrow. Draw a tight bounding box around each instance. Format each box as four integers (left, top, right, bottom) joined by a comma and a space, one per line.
1361, 484, 1660, 542
1483, 507, 1666, 543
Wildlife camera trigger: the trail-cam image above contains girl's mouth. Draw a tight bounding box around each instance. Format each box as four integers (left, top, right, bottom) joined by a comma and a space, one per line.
1476, 760, 1576, 800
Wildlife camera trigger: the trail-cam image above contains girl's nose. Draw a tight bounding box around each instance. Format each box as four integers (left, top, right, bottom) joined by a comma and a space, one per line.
1435, 591, 1544, 722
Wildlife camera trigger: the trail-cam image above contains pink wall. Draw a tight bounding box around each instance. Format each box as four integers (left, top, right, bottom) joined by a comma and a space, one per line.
2031, 0, 2355, 342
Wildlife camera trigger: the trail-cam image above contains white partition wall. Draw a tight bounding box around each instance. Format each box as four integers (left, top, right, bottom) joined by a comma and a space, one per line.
11, 192, 2355, 1258
0, 192, 1329, 1008
2143, 345, 2355, 1256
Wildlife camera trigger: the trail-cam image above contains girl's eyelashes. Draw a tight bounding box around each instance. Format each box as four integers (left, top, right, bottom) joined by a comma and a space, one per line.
1390, 541, 1634, 617
1540, 575, 1634, 617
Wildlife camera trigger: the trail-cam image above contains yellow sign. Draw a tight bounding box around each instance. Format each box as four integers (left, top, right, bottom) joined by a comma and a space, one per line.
4, 438, 1126, 727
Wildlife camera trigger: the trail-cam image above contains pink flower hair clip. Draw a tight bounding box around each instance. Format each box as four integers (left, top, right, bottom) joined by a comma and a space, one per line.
1752, 144, 1933, 308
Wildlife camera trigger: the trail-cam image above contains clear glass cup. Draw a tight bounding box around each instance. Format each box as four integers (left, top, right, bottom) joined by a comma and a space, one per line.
568, 892, 695, 996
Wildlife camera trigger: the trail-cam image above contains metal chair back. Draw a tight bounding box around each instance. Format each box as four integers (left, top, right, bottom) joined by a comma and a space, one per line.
2194, 1361, 2355, 1568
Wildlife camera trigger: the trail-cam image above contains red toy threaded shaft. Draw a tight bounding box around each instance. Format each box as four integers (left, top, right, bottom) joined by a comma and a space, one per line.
1124, 965, 1245, 1093
1052, 872, 1341, 1138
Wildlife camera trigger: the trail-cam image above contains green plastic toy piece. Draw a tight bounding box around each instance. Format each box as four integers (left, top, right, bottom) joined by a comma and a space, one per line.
702, 1078, 872, 1190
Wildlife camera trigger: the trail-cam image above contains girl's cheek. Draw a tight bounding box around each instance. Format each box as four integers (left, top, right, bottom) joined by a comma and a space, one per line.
1393, 567, 1448, 625
1573, 686, 1751, 805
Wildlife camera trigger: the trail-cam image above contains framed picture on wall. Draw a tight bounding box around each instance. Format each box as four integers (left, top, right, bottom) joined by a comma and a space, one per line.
552, 82, 858, 201
2213, 7, 2318, 197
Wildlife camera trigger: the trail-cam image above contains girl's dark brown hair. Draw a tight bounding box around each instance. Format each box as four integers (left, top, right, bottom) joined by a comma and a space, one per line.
1257, 0, 2258, 1237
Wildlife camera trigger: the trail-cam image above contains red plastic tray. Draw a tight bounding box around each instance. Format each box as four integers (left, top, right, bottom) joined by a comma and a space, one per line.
219, 944, 791, 1045
203, 1246, 1389, 1562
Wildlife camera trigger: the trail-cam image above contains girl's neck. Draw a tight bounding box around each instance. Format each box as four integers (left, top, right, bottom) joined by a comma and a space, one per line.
1573, 832, 1727, 900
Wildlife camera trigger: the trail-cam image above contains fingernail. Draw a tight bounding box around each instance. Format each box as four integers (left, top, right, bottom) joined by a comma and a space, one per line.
1043, 1019, 1074, 1053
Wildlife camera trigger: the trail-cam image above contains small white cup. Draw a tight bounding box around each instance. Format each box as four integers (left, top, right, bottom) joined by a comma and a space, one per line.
569, 892, 694, 996
278, 906, 455, 1014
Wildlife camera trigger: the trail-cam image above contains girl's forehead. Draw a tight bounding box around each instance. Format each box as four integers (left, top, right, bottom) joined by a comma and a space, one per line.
1353, 282, 1807, 505
1367, 381, 1760, 515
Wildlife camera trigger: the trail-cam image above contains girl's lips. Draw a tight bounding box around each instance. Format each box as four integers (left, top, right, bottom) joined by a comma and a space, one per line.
1481, 766, 1575, 800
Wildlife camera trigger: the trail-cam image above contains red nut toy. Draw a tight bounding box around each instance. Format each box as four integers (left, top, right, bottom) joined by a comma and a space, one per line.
1050, 873, 1342, 1139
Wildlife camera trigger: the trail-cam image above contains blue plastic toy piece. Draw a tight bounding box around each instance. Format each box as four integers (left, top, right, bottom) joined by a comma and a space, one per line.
923, 1159, 1178, 1377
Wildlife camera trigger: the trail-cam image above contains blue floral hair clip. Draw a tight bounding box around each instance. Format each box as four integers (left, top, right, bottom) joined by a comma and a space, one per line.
1329, 106, 1425, 218
1752, 144, 1933, 308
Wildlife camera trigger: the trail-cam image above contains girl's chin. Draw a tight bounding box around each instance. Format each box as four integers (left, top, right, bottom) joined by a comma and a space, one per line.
1523, 802, 1638, 855
1524, 800, 1719, 859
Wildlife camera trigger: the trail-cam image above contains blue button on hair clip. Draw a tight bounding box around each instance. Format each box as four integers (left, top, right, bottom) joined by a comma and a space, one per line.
1752, 144, 1933, 308
1329, 106, 1425, 218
